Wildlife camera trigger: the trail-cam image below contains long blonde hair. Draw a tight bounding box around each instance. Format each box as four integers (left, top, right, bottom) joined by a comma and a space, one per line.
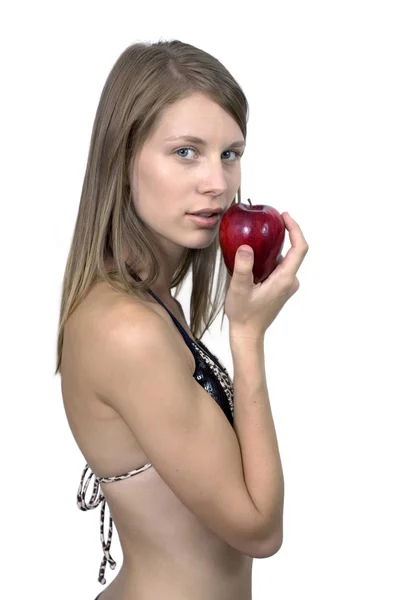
55, 39, 249, 375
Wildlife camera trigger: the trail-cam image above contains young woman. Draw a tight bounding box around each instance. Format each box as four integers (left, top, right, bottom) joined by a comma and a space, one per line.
55, 39, 308, 600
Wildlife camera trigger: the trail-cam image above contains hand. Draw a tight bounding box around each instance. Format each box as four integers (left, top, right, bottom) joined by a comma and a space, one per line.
224, 212, 309, 339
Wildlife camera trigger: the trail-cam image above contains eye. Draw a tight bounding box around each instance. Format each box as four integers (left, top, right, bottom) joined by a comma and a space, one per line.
175, 147, 197, 159
222, 150, 243, 161
175, 147, 243, 161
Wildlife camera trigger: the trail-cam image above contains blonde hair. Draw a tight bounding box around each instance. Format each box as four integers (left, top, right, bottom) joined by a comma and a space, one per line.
55, 39, 249, 375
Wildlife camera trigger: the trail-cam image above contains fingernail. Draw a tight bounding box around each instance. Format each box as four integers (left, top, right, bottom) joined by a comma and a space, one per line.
239, 250, 252, 258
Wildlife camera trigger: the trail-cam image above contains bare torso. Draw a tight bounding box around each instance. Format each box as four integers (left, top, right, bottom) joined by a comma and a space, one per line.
61, 279, 253, 600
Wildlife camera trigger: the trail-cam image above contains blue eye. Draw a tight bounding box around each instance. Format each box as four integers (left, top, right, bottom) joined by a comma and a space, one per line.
176, 148, 196, 159
175, 147, 242, 161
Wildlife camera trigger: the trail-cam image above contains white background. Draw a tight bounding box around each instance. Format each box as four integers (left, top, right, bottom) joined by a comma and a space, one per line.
1, 1, 399, 598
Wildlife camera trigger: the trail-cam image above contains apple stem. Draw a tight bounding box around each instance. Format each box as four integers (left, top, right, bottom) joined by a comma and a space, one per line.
247, 198, 252, 206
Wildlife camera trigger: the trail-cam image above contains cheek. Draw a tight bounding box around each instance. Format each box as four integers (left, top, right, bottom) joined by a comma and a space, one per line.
141, 156, 182, 193
133, 161, 184, 218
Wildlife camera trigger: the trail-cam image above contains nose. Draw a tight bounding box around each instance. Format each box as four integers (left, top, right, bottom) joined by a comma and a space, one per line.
198, 160, 229, 196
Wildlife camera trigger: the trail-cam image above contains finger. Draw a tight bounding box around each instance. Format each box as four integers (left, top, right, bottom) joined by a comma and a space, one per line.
280, 213, 309, 276
230, 245, 254, 292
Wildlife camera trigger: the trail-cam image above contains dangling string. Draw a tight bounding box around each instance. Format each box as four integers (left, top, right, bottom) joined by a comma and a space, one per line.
77, 461, 153, 584
77, 464, 116, 584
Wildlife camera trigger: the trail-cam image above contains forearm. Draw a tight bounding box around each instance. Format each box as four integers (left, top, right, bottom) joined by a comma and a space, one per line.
230, 329, 285, 542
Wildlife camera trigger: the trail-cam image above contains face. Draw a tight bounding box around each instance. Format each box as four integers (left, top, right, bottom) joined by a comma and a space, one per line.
129, 93, 245, 259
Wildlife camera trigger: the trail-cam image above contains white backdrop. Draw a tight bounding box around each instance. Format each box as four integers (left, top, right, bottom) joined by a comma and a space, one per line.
1, 1, 399, 598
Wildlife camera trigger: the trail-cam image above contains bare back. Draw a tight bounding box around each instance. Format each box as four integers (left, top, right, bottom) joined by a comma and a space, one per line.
61, 280, 253, 600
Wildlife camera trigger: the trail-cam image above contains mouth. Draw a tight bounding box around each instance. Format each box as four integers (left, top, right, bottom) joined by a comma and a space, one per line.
186, 213, 221, 228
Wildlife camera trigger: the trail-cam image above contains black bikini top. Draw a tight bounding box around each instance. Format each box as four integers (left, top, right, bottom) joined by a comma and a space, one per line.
77, 266, 235, 586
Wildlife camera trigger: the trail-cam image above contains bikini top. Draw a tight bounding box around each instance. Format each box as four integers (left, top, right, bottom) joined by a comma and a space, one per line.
77, 267, 235, 585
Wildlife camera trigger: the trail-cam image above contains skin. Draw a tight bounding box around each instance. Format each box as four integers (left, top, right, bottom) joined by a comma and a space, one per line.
121, 91, 245, 301
62, 92, 254, 600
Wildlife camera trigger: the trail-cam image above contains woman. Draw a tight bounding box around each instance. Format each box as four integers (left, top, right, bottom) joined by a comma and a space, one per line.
55, 39, 309, 600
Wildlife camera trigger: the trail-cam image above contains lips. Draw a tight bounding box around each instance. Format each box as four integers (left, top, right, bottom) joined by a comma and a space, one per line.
187, 213, 221, 227
189, 213, 215, 217
188, 208, 223, 216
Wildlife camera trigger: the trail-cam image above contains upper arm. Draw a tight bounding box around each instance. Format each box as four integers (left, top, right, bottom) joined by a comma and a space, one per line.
92, 306, 275, 558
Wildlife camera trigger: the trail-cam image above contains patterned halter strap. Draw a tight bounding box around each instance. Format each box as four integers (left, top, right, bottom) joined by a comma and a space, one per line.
77, 461, 153, 584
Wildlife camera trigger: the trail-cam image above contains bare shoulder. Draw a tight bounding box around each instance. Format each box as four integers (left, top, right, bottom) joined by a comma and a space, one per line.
63, 280, 154, 371
73, 281, 187, 395
68, 280, 157, 334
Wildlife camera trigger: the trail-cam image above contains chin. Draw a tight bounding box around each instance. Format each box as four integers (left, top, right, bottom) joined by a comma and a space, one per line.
186, 234, 218, 250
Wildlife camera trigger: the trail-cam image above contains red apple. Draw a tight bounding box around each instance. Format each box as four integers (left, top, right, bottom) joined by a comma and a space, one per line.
219, 199, 285, 284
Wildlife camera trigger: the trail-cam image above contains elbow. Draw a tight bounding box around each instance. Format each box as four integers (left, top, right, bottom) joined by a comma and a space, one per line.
247, 513, 284, 558
250, 530, 283, 558
253, 500, 285, 557
237, 528, 283, 559
234, 501, 284, 558
262, 530, 284, 557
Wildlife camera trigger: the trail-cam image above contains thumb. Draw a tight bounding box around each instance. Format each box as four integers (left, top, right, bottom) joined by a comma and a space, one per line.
232, 245, 254, 282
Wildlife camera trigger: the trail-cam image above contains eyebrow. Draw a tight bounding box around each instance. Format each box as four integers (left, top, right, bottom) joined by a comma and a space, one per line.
164, 135, 246, 149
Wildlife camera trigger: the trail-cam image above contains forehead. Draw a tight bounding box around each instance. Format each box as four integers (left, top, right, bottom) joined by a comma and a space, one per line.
151, 93, 243, 141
